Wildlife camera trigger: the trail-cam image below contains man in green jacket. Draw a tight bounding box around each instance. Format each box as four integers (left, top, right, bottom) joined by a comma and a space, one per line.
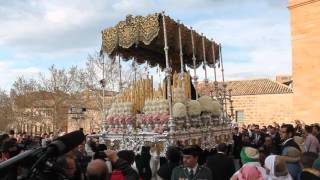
171, 145, 212, 180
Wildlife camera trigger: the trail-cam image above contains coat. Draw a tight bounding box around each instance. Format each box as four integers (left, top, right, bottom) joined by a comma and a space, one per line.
171, 165, 213, 180
206, 153, 235, 180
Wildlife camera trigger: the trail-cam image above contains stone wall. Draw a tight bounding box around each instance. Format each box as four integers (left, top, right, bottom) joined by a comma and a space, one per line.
289, 0, 320, 124
227, 93, 293, 125
67, 109, 101, 133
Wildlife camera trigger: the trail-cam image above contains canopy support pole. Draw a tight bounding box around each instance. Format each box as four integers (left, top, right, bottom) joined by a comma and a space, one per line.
178, 21, 185, 102
101, 52, 106, 131
219, 44, 227, 124
162, 12, 175, 135
191, 28, 198, 100
201, 34, 209, 95
211, 41, 219, 99
118, 55, 122, 94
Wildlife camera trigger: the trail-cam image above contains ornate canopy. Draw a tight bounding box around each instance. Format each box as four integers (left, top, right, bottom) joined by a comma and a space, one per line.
101, 13, 220, 71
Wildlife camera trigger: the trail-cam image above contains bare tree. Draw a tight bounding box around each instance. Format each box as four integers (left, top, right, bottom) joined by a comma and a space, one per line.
0, 89, 14, 131
38, 65, 84, 132
9, 76, 43, 133
81, 52, 119, 112
82, 52, 144, 112
10, 76, 39, 97
6, 53, 146, 133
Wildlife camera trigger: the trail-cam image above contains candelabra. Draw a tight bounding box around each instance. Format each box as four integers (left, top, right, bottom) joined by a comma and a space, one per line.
228, 89, 235, 120
212, 83, 234, 124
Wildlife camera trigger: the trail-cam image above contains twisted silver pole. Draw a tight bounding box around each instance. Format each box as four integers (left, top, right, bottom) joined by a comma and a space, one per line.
219, 44, 227, 123
118, 55, 122, 92
178, 21, 185, 102
211, 40, 219, 99
202, 34, 209, 95
102, 52, 106, 131
162, 12, 175, 134
191, 28, 198, 100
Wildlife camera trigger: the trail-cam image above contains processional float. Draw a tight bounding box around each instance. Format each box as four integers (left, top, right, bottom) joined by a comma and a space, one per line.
98, 12, 232, 152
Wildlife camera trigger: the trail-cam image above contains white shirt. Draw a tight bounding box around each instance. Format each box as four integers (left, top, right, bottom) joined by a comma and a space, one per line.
217, 151, 225, 154
187, 163, 198, 175
150, 151, 162, 180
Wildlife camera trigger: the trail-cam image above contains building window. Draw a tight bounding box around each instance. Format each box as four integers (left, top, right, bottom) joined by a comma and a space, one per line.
235, 110, 244, 122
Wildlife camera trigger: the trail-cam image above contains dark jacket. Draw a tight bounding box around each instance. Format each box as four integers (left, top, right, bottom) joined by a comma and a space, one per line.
316, 134, 320, 145
282, 138, 301, 152
232, 133, 242, 159
135, 153, 151, 180
299, 170, 320, 180
112, 158, 139, 180
157, 162, 180, 180
271, 133, 281, 146
171, 165, 212, 180
261, 144, 280, 156
253, 132, 266, 147
206, 153, 235, 180
271, 133, 281, 154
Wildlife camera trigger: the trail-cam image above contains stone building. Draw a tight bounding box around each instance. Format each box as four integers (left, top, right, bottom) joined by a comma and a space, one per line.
67, 90, 116, 134
10, 91, 58, 135
9, 90, 116, 135
289, 0, 320, 124
198, 79, 293, 125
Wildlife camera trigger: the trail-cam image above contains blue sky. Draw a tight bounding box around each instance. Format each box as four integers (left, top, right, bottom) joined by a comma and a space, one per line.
0, 0, 291, 90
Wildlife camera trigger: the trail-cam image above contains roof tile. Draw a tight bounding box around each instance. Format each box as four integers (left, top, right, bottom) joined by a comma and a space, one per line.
197, 79, 293, 96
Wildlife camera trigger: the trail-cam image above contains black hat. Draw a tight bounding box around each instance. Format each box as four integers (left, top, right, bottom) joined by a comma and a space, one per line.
141, 146, 151, 153
182, 145, 201, 157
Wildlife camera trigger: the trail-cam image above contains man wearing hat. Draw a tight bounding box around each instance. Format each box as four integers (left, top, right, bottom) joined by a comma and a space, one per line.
171, 145, 212, 180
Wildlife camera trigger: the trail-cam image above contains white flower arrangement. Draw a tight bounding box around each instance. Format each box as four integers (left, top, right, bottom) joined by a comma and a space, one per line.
187, 100, 201, 116
210, 100, 221, 117
198, 96, 213, 113
173, 102, 187, 118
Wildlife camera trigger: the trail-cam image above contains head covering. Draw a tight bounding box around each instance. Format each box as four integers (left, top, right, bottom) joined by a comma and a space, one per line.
264, 155, 292, 180
182, 145, 201, 157
313, 158, 320, 170
265, 155, 276, 176
238, 166, 263, 180
240, 147, 259, 164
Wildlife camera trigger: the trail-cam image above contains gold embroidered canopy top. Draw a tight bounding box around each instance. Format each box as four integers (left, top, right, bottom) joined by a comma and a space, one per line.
101, 13, 220, 71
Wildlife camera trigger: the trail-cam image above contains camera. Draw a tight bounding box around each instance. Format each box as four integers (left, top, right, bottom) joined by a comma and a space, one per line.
0, 130, 85, 180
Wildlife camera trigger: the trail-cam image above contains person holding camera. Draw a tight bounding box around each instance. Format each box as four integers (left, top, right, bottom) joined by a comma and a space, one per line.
0, 140, 21, 180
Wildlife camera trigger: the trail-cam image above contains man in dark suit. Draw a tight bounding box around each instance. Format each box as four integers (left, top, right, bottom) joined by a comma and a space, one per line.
206, 143, 235, 180
157, 146, 181, 180
268, 125, 281, 154
232, 127, 242, 169
253, 125, 266, 147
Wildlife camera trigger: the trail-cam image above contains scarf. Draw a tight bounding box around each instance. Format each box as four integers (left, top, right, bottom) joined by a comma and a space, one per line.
238, 165, 263, 180
264, 155, 292, 180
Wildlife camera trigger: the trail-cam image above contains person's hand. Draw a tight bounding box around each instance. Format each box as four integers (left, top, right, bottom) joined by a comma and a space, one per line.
104, 149, 118, 163
230, 175, 237, 180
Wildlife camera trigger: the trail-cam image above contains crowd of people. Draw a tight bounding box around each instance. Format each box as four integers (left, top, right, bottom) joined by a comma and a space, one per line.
0, 121, 320, 180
